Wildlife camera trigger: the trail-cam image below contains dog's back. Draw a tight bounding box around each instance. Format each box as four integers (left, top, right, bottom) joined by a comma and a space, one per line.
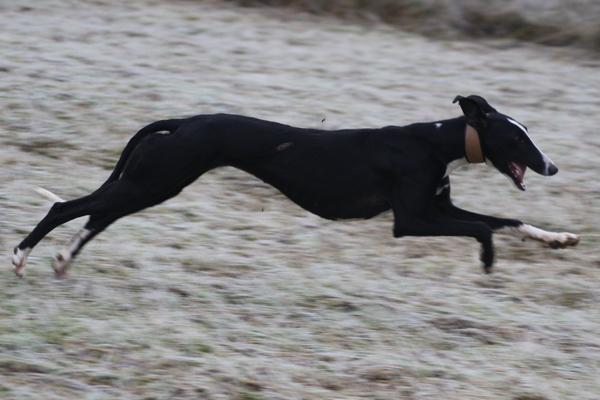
130, 114, 393, 219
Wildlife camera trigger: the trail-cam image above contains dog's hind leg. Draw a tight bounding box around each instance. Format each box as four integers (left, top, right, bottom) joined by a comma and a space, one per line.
12, 181, 141, 277
50, 174, 207, 275
52, 214, 118, 277
12, 194, 102, 277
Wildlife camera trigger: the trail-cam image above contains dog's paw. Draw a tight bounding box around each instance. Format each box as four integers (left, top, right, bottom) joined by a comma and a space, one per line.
52, 249, 72, 278
11, 247, 31, 278
480, 245, 495, 274
517, 225, 580, 249
548, 232, 580, 249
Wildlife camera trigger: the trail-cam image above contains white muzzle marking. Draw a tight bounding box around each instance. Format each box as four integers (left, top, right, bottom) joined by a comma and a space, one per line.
506, 118, 555, 175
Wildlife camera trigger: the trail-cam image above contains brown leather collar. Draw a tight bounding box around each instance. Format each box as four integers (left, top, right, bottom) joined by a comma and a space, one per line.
465, 124, 485, 163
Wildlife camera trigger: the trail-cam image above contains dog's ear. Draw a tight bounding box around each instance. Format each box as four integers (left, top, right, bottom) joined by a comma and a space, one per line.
453, 95, 496, 128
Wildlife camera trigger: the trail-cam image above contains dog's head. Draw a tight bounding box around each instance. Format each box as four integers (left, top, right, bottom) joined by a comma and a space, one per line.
453, 95, 558, 191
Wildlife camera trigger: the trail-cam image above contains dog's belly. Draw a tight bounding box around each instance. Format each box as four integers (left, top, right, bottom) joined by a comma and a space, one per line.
322, 193, 391, 220
270, 180, 390, 220
280, 185, 391, 220
235, 153, 391, 220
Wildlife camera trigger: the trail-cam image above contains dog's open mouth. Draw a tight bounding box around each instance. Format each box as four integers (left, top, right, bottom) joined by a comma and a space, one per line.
508, 161, 527, 191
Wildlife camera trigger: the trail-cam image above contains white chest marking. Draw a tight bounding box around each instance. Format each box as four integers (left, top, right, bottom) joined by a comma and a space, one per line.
435, 182, 450, 195
437, 158, 467, 194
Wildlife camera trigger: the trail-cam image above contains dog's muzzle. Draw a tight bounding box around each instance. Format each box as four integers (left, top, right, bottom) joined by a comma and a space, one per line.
544, 162, 558, 176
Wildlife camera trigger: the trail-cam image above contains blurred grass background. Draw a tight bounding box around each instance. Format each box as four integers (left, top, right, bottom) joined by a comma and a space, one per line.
229, 0, 600, 51
2, 1, 600, 398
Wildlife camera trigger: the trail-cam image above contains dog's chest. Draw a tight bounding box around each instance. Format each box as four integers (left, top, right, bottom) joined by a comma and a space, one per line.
435, 158, 468, 195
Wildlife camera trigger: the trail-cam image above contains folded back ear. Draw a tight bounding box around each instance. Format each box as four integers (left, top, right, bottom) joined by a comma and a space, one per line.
453, 95, 497, 129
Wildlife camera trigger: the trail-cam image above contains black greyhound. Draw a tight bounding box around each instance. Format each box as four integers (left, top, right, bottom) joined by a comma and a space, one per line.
12, 95, 579, 277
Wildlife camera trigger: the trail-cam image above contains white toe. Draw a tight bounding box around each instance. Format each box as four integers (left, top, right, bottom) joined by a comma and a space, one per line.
52, 249, 72, 275
11, 247, 31, 277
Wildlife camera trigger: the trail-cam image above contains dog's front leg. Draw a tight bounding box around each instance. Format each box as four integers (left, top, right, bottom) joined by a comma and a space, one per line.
393, 217, 495, 273
439, 205, 579, 248
434, 186, 579, 248
392, 181, 495, 272
510, 224, 580, 249
434, 185, 522, 230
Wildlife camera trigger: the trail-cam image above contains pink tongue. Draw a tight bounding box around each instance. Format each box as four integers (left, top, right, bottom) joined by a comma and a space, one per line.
511, 162, 524, 181
509, 162, 527, 190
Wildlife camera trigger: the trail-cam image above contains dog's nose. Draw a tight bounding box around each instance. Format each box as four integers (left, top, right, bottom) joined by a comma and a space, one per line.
547, 163, 558, 176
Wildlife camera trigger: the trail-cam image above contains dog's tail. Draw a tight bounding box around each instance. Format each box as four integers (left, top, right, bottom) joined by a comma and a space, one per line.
100, 119, 184, 187
34, 187, 65, 203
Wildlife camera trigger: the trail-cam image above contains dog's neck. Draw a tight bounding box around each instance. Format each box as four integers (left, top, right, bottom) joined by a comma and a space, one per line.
427, 117, 485, 168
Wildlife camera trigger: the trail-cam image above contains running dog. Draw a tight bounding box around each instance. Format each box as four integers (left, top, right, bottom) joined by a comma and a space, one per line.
11, 95, 579, 277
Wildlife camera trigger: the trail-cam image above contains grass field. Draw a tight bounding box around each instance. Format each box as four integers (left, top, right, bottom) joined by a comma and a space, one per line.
230, 0, 600, 50
1, 0, 600, 399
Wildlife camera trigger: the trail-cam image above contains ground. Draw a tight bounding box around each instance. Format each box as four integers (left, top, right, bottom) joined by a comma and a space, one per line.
1, 1, 599, 399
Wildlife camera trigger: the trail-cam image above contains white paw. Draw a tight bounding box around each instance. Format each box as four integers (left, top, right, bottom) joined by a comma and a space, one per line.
548, 232, 580, 249
517, 224, 580, 249
11, 247, 31, 278
52, 249, 72, 277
